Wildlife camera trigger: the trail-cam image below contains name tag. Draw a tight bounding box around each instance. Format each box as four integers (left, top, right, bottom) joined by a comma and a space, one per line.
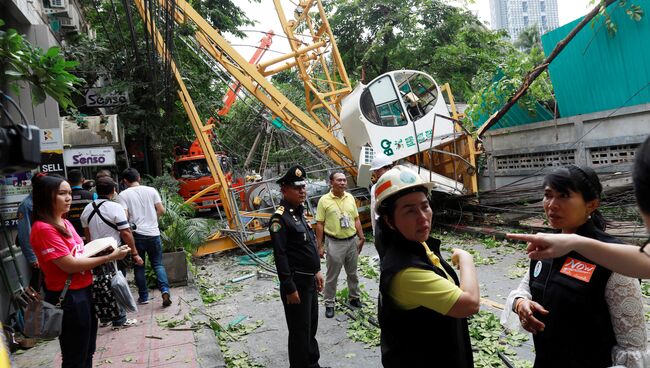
560, 257, 596, 282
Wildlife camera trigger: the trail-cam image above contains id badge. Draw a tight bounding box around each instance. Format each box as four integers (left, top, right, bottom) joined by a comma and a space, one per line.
339, 215, 350, 228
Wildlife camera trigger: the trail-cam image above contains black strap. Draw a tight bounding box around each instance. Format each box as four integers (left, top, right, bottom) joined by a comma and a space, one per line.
88, 201, 118, 230
55, 275, 73, 308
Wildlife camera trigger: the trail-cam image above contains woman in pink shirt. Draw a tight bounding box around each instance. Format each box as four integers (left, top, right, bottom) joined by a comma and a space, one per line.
30, 175, 129, 368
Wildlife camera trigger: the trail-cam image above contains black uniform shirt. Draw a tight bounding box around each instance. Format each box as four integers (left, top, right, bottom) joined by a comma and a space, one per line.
269, 199, 320, 295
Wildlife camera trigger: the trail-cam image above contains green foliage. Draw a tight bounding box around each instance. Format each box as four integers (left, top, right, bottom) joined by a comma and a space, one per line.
197, 276, 242, 305
142, 173, 181, 196
357, 255, 380, 281
326, 0, 513, 101
158, 189, 216, 253
641, 280, 650, 298
469, 310, 532, 368
65, 0, 252, 173
0, 19, 82, 108
590, 0, 645, 35
514, 25, 542, 52
335, 287, 380, 347
465, 46, 554, 127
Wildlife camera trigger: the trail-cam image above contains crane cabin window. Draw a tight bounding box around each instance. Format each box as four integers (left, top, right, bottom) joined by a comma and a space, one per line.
360, 75, 408, 127
394, 71, 439, 122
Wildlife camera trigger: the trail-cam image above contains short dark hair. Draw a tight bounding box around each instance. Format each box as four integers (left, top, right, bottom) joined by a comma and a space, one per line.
96, 169, 112, 179
543, 165, 606, 230
122, 168, 140, 183
96, 177, 117, 196
329, 171, 345, 181
67, 169, 84, 185
634, 136, 650, 215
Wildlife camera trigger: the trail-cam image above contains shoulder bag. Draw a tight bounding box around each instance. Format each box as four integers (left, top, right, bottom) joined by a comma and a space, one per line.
23, 275, 72, 339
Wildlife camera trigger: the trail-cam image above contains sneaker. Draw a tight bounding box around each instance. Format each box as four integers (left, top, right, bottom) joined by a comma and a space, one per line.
349, 298, 363, 308
325, 306, 335, 318
162, 292, 172, 307
137, 297, 150, 305
112, 318, 137, 330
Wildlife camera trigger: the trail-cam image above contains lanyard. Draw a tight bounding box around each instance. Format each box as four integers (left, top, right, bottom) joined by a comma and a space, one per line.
420, 242, 453, 281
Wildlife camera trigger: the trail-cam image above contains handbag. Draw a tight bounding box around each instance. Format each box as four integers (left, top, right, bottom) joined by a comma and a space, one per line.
23, 275, 72, 339
110, 262, 138, 313
91, 264, 122, 322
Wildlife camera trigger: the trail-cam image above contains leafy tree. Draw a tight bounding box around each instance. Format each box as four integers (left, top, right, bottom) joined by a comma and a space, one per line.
514, 24, 542, 52
0, 19, 82, 108
63, 0, 256, 174
464, 46, 554, 127
326, 0, 512, 101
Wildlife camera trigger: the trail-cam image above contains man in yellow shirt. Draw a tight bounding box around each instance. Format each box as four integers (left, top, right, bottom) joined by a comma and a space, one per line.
0, 322, 12, 368
315, 171, 365, 318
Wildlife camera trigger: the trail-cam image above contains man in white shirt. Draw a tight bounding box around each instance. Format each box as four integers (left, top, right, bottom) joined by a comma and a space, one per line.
369, 154, 393, 258
117, 168, 171, 307
81, 177, 143, 327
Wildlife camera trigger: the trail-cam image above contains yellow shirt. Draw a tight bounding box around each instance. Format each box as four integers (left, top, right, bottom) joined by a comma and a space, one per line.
0, 322, 10, 368
315, 191, 358, 239
389, 243, 462, 315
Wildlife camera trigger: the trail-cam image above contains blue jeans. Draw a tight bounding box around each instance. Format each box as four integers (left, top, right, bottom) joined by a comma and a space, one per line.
133, 234, 170, 300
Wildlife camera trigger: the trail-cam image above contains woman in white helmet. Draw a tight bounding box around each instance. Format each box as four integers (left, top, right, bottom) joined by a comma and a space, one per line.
374, 165, 479, 368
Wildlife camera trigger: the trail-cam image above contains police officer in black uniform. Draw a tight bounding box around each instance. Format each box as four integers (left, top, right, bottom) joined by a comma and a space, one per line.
269, 165, 324, 368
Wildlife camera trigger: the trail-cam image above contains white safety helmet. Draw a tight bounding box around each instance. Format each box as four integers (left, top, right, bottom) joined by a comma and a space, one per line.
370, 154, 393, 171
374, 165, 436, 214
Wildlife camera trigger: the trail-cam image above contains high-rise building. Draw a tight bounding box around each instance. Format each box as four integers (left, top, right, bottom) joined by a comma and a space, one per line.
489, 0, 559, 41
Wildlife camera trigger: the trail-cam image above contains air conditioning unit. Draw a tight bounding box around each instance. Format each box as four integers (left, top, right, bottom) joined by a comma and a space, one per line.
49, 0, 66, 8
43, 0, 68, 14
58, 17, 74, 27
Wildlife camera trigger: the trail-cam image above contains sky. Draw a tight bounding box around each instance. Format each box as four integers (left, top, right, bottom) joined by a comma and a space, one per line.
225, 0, 594, 61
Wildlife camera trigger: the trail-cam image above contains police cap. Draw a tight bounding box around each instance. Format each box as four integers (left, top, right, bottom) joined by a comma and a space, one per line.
277, 165, 307, 186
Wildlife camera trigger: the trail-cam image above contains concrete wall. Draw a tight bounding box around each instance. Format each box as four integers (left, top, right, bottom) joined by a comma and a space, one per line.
480, 102, 650, 191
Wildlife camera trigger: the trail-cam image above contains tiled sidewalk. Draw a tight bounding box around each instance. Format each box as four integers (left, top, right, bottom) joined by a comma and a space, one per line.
13, 285, 223, 368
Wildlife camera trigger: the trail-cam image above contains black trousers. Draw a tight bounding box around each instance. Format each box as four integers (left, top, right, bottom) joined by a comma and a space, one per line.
45, 286, 98, 368
281, 274, 320, 368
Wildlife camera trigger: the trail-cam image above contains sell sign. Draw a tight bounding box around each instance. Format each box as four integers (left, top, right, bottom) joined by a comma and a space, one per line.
64, 147, 116, 167
85, 88, 129, 107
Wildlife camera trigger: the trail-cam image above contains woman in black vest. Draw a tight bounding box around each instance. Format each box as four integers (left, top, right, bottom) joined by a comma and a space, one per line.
374, 165, 479, 368
512, 135, 650, 279
502, 165, 649, 367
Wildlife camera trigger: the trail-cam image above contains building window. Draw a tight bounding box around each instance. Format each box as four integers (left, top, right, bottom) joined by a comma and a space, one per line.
542, 15, 547, 28
523, 16, 529, 27
522, 1, 528, 12
540, 1, 546, 12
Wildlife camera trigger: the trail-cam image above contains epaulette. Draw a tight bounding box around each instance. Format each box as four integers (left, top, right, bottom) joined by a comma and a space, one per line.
274, 206, 285, 216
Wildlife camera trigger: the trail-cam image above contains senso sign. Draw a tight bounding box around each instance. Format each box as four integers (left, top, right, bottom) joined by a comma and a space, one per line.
85, 88, 129, 108
63, 147, 116, 167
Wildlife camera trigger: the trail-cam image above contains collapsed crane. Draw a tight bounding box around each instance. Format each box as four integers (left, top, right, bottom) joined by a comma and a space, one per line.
132, 0, 480, 255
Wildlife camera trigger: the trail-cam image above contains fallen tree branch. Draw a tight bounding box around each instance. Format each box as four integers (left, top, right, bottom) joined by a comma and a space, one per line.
477, 0, 617, 137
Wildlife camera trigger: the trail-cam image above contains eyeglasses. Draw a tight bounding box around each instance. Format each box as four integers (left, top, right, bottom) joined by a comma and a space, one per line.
639, 236, 650, 257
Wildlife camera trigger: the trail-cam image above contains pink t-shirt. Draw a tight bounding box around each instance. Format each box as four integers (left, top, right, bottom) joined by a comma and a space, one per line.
30, 220, 93, 291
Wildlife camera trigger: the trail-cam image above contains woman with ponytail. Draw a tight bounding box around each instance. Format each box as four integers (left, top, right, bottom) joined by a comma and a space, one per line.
501, 165, 649, 367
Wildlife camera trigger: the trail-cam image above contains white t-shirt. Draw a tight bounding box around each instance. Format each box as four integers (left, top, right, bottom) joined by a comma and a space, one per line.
370, 183, 379, 235
117, 185, 162, 236
80, 199, 130, 243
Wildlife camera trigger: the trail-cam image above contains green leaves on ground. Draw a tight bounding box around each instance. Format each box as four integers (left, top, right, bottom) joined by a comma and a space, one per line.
212, 320, 266, 368
336, 287, 380, 348
357, 255, 380, 281
198, 276, 242, 305
469, 310, 532, 368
